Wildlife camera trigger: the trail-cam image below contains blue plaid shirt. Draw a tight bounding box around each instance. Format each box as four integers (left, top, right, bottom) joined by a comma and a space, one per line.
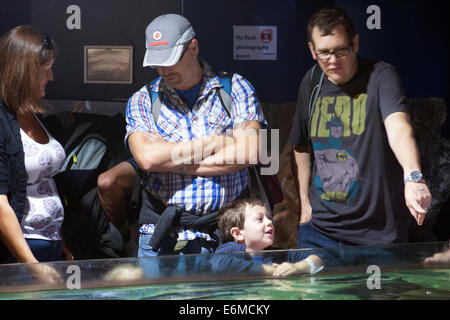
126, 59, 267, 237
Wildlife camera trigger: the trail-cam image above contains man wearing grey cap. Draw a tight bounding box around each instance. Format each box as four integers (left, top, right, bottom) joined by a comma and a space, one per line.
124, 13, 267, 263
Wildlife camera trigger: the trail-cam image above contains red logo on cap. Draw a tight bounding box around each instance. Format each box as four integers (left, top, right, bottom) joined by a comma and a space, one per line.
153, 31, 162, 41
150, 41, 168, 47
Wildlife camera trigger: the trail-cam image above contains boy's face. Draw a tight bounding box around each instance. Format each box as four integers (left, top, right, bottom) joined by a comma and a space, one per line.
238, 204, 274, 252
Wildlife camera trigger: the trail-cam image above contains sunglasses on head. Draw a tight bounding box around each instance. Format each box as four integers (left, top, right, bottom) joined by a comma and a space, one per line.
41, 32, 53, 52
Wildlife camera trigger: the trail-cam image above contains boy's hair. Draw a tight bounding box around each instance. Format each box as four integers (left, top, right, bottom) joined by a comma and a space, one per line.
218, 197, 266, 243
307, 7, 356, 47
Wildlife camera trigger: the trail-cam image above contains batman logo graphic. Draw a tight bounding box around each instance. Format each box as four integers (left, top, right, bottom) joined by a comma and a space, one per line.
336, 152, 348, 161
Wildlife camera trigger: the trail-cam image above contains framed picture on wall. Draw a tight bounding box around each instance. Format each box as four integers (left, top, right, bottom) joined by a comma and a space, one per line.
84, 46, 133, 84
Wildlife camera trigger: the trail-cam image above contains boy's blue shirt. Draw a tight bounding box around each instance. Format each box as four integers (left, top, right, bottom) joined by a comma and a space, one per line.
211, 242, 265, 274
210, 241, 303, 274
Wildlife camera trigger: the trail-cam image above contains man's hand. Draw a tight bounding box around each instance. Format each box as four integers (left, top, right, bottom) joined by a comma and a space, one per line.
299, 201, 312, 224
404, 181, 432, 226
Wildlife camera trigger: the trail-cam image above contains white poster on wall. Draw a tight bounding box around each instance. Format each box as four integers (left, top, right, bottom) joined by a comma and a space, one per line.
233, 26, 277, 60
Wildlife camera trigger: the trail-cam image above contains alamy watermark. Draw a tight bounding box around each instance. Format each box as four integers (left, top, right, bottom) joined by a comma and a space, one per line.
66, 265, 81, 289
170, 128, 280, 175
366, 265, 381, 290
367, 5, 381, 30
66, 5, 382, 32
66, 5, 81, 30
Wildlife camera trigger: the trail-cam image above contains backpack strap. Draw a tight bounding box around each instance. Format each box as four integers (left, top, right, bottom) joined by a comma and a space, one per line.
306, 64, 325, 169
148, 72, 234, 123
145, 77, 163, 124
307, 64, 325, 140
216, 71, 233, 117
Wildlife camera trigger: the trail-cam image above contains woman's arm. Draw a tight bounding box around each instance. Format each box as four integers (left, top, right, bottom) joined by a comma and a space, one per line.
0, 195, 63, 284
0, 195, 38, 263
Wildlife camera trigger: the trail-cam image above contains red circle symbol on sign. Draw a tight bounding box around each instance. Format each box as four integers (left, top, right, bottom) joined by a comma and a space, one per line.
260, 29, 273, 44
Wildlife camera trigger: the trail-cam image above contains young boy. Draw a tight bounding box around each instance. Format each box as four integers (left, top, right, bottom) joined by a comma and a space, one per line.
211, 198, 323, 277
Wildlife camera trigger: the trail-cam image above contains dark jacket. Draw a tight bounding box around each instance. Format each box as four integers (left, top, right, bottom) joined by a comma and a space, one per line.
0, 101, 27, 261
138, 188, 222, 251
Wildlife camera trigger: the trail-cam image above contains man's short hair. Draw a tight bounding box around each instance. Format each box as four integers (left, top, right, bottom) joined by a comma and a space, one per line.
218, 197, 266, 243
307, 7, 356, 47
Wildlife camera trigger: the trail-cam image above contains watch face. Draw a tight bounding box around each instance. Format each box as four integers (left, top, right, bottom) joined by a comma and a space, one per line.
411, 171, 423, 182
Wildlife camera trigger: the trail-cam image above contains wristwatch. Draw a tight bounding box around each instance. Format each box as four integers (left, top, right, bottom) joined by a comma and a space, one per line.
403, 171, 423, 184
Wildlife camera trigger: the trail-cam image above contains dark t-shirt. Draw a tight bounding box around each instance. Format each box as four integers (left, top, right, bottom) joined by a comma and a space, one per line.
289, 58, 410, 245
175, 80, 203, 110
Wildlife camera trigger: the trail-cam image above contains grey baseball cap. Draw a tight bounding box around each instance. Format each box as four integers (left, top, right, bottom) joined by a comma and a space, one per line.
143, 14, 195, 67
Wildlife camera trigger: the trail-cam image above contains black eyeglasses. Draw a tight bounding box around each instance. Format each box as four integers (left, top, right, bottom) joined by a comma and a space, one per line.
41, 32, 53, 52
315, 46, 353, 61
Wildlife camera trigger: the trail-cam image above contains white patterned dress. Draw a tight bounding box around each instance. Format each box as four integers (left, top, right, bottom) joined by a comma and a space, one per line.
19, 115, 66, 241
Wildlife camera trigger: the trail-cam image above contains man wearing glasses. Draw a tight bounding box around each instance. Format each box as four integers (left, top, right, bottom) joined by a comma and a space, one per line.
289, 7, 431, 264
121, 13, 266, 265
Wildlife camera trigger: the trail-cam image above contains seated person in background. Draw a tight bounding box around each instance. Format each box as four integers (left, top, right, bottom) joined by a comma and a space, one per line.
211, 198, 323, 277
97, 157, 139, 252
97, 159, 137, 234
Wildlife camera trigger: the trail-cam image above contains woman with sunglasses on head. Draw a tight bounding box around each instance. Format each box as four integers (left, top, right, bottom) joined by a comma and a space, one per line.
0, 25, 70, 282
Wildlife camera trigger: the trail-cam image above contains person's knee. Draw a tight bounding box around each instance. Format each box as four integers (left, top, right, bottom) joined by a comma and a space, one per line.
97, 170, 117, 193
98, 161, 136, 194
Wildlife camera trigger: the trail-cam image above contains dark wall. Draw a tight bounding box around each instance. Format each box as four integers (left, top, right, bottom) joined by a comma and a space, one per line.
30, 0, 179, 101
0, 0, 448, 105
0, 0, 31, 35
338, 0, 447, 99
184, 0, 331, 103
188, 0, 448, 101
